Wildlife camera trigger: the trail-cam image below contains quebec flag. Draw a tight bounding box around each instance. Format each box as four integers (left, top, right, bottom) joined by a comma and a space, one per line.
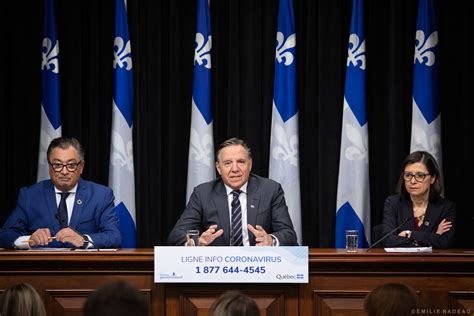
335, 0, 370, 248
410, 0, 442, 177
109, 0, 136, 247
269, 0, 302, 245
38, 0, 61, 182
186, 0, 215, 202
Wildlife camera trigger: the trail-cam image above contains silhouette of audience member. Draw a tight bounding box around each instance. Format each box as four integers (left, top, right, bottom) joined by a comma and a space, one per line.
209, 290, 259, 316
0, 283, 46, 316
83, 281, 148, 316
364, 283, 422, 316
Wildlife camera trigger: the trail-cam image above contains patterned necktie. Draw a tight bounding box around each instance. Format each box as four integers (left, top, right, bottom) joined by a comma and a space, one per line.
230, 190, 243, 246
57, 192, 70, 228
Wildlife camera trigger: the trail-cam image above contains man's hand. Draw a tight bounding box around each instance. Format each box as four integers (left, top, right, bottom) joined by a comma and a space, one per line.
198, 224, 224, 246
29, 228, 53, 246
436, 219, 452, 235
55, 227, 85, 247
248, 224, 273, 246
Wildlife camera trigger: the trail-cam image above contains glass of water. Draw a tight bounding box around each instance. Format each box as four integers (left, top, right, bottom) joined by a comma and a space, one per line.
345, 230, 358, 253
186, 229, 200, 246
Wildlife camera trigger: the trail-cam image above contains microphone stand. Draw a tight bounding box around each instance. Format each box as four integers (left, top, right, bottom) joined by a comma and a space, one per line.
367, 218, 409, 251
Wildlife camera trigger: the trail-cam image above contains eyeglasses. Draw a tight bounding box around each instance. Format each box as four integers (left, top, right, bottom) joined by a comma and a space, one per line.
402, 172, 430, 182
49, 161, 82, 172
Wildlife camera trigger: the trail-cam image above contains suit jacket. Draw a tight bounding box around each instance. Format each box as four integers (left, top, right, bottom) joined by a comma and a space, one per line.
0, 178, 121, 248
168, 174, 298, 246
381, 195, 456, 248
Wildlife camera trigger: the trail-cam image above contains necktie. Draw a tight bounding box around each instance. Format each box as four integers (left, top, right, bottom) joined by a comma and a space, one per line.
57, 192, 70, 228
230, 190, 243, 246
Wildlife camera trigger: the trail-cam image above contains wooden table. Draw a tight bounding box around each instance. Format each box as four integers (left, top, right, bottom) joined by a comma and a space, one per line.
1, 248, 473, 315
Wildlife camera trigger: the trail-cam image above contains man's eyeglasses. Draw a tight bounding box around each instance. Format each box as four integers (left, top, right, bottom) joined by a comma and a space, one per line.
49, 161, 82, 172
402, 172, 430, 182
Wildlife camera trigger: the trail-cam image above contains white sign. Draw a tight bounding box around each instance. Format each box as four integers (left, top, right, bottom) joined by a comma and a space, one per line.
154, 246, 308, 283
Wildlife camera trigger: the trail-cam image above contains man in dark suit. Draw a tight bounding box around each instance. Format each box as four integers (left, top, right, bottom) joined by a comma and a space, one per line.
168, 138, 297, 246
0, 137, 121, 249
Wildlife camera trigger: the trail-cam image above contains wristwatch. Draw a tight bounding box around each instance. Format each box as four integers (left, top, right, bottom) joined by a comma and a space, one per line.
271, 236, 277, 246
82, 234, 91, 248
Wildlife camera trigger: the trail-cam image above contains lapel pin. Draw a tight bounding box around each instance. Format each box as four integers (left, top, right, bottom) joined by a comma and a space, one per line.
424, 221, 429, 226
76, 199, 82, 205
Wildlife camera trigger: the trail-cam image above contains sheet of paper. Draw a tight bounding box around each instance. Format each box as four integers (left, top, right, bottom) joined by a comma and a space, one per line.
26, 248, 118, 252
384, 246, 432, 253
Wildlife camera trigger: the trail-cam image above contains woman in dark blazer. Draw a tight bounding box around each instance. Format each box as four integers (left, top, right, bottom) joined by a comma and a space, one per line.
382, 151, 455, 248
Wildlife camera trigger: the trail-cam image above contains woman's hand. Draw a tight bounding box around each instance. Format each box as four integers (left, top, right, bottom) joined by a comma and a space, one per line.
436, 219, 452, 235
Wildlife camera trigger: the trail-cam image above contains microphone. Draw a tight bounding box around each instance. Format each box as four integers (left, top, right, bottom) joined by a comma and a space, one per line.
0, 218, 24, 233
54, 214, 98, 250
367, 217, 409, 251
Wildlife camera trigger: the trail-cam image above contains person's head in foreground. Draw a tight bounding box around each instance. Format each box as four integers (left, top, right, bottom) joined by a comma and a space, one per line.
364, 283, 422, 316
209, 290, 260, 316
83, 280, 148, 316
0, 283, 46, 316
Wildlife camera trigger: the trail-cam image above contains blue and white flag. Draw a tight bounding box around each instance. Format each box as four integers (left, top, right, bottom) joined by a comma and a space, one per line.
186, 0, 215, 202
269, 0, 302, 245
335, 0, 370, 248
109, 0, 136, 247
410, 0, 442, 177
38, 0, 61, 182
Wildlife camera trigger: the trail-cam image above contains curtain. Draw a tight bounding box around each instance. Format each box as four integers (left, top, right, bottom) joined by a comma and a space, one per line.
1, 0, 473, 247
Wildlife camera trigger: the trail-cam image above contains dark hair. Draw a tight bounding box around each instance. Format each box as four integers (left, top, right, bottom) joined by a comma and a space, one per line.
364, 283, 422, 316
396, 151, 442, 200
216, 138, 252, 162
46, 137, 85, 162
0, 283, 46, 316
209, 291, 259, 316
83, 281, 148, 316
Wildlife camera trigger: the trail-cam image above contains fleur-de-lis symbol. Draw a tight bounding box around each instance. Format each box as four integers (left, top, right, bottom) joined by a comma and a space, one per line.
113, 37, 132, 70
194, 33, 212, 69
42, 38, 59, 73
347, 34, 366, 70
271, 124, 298, 167
344, 123, 368, 163
414, 30, 438, 66
110, 130, 134, 172
189, 128, 213, 166
411, 125, 441, 158
275, 32, 296, 66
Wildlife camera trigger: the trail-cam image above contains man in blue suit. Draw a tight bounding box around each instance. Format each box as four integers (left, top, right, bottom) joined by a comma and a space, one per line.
0, 137, 121, 249
168, 137, 297, 247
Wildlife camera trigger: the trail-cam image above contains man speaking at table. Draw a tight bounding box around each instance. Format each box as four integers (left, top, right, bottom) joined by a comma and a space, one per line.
168, 137, 297, 247
0, 137, 121, 249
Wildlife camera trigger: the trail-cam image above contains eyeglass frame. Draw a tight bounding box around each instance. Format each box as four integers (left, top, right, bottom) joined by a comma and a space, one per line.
49, 161, 83, 172
402, 171, 431, 183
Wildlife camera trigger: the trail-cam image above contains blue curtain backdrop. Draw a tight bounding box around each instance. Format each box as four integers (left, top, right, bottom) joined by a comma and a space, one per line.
0, 0, 473, 248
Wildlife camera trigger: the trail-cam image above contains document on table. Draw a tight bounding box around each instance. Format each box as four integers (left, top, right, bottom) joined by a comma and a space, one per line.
384, 246, 432, 253
26, 248, 118, 252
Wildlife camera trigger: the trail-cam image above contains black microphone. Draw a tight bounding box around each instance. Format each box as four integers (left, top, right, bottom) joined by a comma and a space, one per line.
0, 218, 24, 233
54, 214, 98, 250
367, 217, 409, 251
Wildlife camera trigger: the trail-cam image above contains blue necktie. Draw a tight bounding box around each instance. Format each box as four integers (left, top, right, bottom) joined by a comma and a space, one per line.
230, 190, 243, 246
57, 192, 70, 228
